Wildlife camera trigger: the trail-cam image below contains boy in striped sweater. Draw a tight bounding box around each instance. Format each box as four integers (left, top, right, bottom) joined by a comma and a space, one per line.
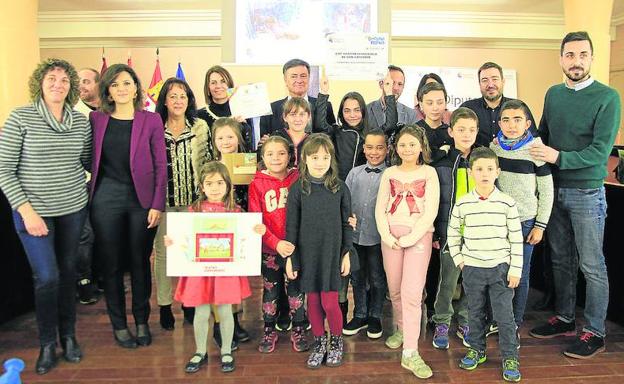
448, 147, 524, 382
490, 100, 553, 338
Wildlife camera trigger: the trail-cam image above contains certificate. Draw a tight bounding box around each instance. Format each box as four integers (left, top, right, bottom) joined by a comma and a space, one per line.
228, 82, 272, 119
325, 33, 389, 80
166, 212, 262, 276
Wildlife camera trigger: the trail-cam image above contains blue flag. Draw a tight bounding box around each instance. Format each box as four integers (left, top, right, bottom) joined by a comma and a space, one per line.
176, 62, 186, 81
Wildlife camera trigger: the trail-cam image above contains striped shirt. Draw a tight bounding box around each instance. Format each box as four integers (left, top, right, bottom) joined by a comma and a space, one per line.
447, 188, 524, 277
490, 138, 554, 229
0, 100, 92, 217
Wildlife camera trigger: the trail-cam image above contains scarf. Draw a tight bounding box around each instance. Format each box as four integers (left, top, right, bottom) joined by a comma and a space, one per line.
497, 130, 533, 151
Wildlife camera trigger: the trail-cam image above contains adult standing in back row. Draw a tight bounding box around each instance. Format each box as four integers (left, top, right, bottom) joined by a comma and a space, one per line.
528, 31, 621, 359
460, 62, 536, 147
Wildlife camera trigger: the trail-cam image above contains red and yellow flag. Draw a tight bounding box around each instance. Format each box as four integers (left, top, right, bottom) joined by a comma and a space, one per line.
145, 56, 163, 111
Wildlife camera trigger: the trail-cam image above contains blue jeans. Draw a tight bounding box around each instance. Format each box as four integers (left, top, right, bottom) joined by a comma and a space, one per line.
512, 219, 536, 327
351, 243, 386, 319
12, 207, 87, 345
548, 187, 609, 337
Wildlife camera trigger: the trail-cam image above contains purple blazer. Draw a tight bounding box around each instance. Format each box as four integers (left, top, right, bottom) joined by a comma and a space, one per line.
89, 110, 167, 211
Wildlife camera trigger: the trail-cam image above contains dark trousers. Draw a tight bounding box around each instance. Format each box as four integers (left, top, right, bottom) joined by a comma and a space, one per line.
12, 207, 87, 345
76, 216, 95, 281
91, 177, 157, 330
351, 243, 386, 319
462, 264, 519, 359
261, 253, 305, 325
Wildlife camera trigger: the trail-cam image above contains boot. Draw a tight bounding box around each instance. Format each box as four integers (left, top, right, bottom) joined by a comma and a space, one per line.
234, 312, 250, 342
182, 305, 195, 325
339, 301, 348, 328
35, 343, 57, 375
306, 335, 328, 369
159, 304, 175, 330
60, 336, 82, 363
326, 334, 344, 367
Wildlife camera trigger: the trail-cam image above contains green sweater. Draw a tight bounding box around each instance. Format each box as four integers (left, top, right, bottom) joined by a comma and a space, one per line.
539, 80, 621, 188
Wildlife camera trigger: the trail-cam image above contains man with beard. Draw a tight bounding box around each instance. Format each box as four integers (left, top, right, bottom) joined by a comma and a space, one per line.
460, 62, 536, 147
74, 68, 101, 115
528, 31, 621, 359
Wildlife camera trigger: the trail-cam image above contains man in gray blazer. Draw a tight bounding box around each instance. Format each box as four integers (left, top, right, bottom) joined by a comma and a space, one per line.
366, 65, 417, 133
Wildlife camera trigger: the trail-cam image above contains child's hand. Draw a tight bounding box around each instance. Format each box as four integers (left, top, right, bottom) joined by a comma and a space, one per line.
286, 257, 298, 280
253, 224, 266, 235
348, 214, 357, 230
341, 253, 351, 277
526, 227, 544, 245
508, 274, 520, 288
276, 240, 295, 258
381, 72, 394, 97
432, 240, 440, 249
392, 240, 401, 250
319, 67, 329, 95
258, 134, 270, 146
164, 235, 173, 247
458, 262, 464, 270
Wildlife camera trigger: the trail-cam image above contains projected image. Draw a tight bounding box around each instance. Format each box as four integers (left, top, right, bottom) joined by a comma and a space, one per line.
236, 0, 378, 64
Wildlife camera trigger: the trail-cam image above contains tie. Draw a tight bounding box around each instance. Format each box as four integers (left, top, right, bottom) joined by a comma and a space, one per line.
365, 167, 381, 174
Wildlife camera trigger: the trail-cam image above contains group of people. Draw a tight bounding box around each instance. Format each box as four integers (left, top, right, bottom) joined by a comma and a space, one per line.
0, 30, 620, 382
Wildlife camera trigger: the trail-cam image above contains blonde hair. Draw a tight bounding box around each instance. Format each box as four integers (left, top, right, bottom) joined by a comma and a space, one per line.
211, 117, 245, 160
298, 133, 340, 195
192, 161, 235, 212
391, 125, 432, 166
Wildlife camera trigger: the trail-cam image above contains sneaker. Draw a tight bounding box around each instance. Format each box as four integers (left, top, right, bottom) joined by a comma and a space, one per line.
459, 348, 487, 370
77, 279, 99, 305
276, 316, 292, 332
325, 335, 344, 367
563, 331, 605, 359
366, 317, 383, 339
401, 352, 433, 379
456, 325, 471, 347
307, 335, 327, 369
502, 357, 521, 382
432, 324, 450, 349
258, 327, 278, 353
385, 329, 403, 349
291, 326, 309, 352
343, 317, 368, 336
485, 322, 499, 337
529, 316, 576, 339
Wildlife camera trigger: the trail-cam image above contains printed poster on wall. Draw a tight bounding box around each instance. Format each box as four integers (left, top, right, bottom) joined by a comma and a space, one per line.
325, 33, 389, 80
166, 212, 262, 276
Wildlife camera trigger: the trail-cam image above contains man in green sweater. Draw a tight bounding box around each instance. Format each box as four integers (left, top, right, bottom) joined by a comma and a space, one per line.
528, 31, 621, 359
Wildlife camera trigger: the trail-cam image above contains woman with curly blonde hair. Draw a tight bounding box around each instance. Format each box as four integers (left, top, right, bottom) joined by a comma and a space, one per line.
0, 58, 92, 375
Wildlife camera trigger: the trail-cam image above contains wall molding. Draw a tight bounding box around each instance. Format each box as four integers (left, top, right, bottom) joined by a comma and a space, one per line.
37, 9, 619, 49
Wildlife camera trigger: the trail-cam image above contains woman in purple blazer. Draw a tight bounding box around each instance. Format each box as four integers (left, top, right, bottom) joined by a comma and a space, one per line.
89, 64, 166, 349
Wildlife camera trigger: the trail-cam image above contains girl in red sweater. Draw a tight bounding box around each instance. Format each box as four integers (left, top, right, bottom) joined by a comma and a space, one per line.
248, 136, 307, 353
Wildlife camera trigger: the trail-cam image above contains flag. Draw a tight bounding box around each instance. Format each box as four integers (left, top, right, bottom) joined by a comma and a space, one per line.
145, 57, 163, 111
176, 62, 186, 81
127, 54, 132, 68
100, 55, 108, 74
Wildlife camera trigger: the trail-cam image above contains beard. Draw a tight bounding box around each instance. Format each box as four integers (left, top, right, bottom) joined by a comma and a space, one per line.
564, 66, 590, 82
483, 91, 502, 102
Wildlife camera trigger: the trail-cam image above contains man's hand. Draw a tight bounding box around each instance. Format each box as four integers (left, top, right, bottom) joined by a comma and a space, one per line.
529, 140, 559, 164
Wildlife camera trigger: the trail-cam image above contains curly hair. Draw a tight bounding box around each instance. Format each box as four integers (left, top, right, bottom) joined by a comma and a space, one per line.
28, 58, 80, 106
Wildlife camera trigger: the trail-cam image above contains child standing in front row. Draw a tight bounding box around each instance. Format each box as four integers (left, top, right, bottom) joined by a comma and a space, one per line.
285, 134, 354, 369
430, 107, 479, 350
491, 100, 553, 344
169, 162, 265, 374
343, 129, 388, 339
375, 125, 440, 379
448, 147, 523, 382
248, 135, 308, 354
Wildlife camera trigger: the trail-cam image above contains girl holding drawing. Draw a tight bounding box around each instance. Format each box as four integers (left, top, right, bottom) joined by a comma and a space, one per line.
167, 161, 265, 374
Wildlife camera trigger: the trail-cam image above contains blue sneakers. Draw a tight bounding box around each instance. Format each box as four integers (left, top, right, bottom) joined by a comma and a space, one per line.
432, 324, 450, 349
502, 357, 521, 382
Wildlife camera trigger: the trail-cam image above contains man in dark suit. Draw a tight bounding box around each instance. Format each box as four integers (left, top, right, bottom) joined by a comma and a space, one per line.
259, 58, 336, 139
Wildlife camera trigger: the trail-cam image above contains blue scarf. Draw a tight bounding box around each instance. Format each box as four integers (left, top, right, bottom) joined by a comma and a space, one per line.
497, 130, 533, 151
